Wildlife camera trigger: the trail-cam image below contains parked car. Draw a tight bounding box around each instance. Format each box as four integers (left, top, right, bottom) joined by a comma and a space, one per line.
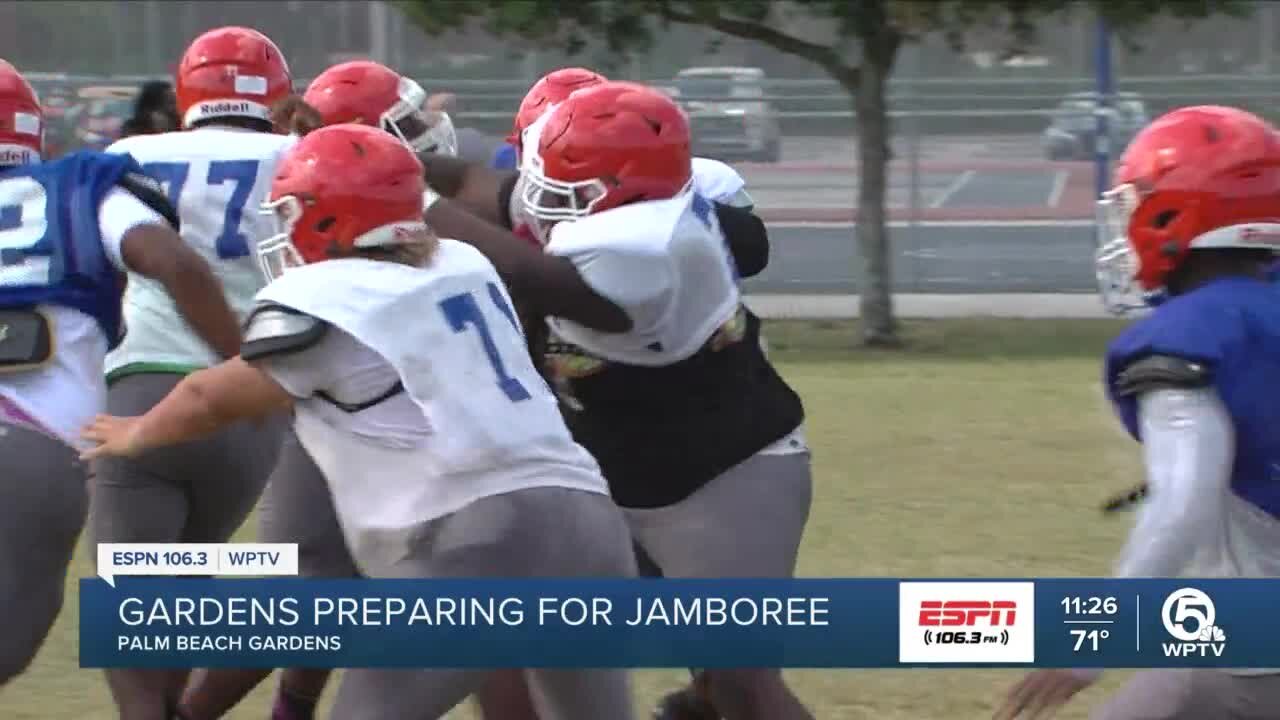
669, 66, 782, 163
1042, 91, 1149, 161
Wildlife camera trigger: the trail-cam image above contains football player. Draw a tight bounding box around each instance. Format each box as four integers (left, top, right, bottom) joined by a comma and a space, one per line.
0, 60, 240, 689
91, 26, 299, 718
179, 58, 462, 720
82, 122, 639, 720
302, 59, 458, 156
996, 106, 1280, 719
420, 81, 814, 720
508, 68, 757, 237
120, 80, 179, 138
429, 72, 773, 720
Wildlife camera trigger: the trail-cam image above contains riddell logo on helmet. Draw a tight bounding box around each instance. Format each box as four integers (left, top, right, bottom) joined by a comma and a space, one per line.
0, 148, 31, 164
200, 101, 253, 116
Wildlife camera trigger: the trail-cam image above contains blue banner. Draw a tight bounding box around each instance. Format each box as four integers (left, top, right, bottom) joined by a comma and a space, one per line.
79, 578, 1280, 669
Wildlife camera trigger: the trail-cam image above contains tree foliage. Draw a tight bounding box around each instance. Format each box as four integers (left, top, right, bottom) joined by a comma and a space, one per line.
402, 0, 1250, 87
400, 0, 1251, 345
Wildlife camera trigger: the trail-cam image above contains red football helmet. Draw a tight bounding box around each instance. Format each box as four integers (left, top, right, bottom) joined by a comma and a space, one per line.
0, 60, 42, 164
175, 26, 292, 129
303, 60, 457, 156
521, 81, 692, 241
259, 123, 428, 279
1096, 105, 1280, 313
509, 67, 606, 155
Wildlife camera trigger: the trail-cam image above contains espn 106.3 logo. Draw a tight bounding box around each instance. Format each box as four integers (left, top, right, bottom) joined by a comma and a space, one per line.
1161, 587, 1226, 658
898, 582, 1035, 663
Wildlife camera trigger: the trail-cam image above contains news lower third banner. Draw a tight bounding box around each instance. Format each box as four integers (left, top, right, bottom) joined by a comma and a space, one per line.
80, 548, 1280, 669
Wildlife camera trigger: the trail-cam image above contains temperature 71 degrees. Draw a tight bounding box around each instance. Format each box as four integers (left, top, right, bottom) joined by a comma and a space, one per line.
1071, 628, 1110, 652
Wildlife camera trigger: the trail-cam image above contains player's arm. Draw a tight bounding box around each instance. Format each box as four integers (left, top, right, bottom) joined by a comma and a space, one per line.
80, 305, 324, 459
419, 151, 518, 227
997, 355, 1229, 720
1110, 355, 1233, 578
81, 357, 292, 459
423, 196, 632, 332
101, 175, 242, 359
715, 202, 769, 278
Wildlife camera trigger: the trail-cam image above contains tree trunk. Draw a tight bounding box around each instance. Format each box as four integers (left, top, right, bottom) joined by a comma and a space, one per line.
851, 33, 901, 346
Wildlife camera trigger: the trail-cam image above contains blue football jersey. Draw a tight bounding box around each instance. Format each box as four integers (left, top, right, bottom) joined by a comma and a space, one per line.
1104, 277, 1280, 517
0, 151, 135, 345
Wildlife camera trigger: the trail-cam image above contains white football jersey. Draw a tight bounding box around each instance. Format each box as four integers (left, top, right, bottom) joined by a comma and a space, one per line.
254, 245, 608, 573
104, 127, 297, 375
544, 189, 740, 366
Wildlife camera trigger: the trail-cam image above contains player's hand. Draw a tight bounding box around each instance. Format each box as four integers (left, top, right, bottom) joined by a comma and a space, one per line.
994, 669, 1098, 720
270, 95, 323, 136
80, 414, 147, 460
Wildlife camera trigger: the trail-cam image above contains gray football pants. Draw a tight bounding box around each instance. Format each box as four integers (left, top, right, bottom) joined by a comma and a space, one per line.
327, 485, 639, 720
624, 450, 813, 579
0, 423, 87, 685
89, 373, 286, 549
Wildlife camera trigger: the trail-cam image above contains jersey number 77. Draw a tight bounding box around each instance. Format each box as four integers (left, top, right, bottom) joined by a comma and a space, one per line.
142, 160, 259, 260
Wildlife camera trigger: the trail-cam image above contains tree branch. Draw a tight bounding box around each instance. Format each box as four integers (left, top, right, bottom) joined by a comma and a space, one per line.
656, 4, 857, 86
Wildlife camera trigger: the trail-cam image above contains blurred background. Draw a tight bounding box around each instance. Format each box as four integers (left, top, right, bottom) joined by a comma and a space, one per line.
4, 0, 1276, 297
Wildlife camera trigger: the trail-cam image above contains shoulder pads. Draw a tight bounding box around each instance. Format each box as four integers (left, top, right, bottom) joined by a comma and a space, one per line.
116, 171, 180, 231
1114, 354, 1213, 397
241, 304, 329, 362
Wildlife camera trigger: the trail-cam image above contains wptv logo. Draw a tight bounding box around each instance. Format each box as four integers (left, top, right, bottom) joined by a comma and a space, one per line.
898, 582, 1035, 663
1161, 587, 1227, 659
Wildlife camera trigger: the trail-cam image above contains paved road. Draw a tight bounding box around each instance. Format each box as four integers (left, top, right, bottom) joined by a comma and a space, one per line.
774, 134, 1045, 165
740, 167, 1087, 215
745, 138, 1098, 297
745, 293, 1113, 319
737, 141, 1094, 221
748, 220, 1098, 294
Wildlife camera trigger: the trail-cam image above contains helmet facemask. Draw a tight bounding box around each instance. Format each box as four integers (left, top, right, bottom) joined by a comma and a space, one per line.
379, 77, 457, 157
258, 196, 307, 281
1095, 183, 1158, 315
520, 151, 608, 244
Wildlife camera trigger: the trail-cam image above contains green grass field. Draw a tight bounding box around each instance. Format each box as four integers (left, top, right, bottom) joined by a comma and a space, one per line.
4, 318, 1149, 720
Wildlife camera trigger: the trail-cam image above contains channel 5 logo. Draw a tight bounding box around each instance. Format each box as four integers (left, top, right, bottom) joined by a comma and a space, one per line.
898, 582, 1036, 663
1160, 587, 1227, 659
